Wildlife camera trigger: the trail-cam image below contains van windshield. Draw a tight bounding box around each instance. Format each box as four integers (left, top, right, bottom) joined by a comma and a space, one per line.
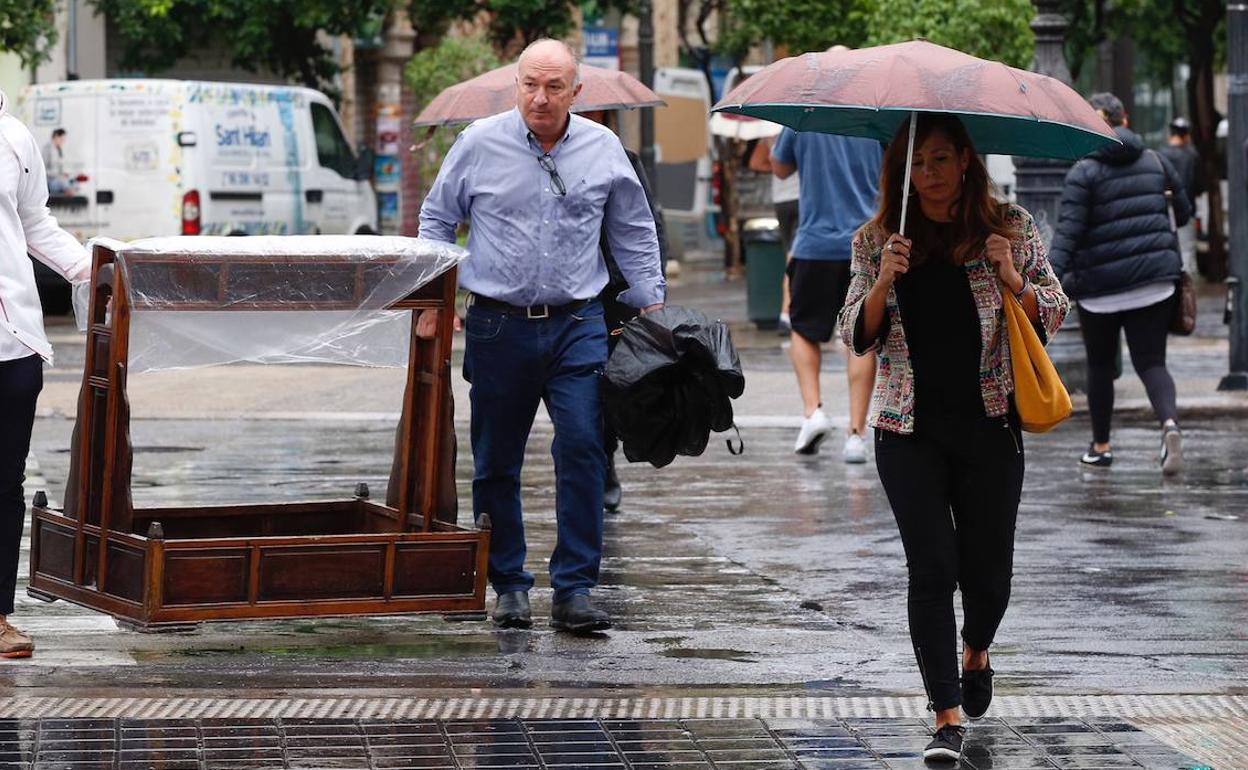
311, 103, 357, 178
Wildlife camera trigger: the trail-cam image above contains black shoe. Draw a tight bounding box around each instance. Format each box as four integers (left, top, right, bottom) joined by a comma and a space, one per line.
550, 594, 612, 633
961, 654, 994, 720
923, 724, 966, 762
604, 454, 622, 512
1080, 443, 1113, 467
491, 591, 532, 629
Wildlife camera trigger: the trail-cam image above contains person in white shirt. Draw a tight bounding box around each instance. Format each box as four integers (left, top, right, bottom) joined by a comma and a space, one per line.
0, 89, 91, 658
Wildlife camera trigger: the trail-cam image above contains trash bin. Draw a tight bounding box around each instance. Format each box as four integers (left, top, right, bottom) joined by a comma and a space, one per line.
743, 216, 785, 329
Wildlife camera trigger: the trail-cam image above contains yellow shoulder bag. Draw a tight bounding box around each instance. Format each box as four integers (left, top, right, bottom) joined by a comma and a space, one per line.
1004, 292, 1072, 433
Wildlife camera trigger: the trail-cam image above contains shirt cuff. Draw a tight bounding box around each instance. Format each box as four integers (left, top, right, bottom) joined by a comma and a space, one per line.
616, 278, 666, 309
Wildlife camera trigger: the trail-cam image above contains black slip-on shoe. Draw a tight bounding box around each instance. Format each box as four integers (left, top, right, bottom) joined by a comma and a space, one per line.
923, 723, 966, 762
1080, 443, 1113, 467
491, 591, 532, 629
961, 657, 994, 720
551, 594, 612, 634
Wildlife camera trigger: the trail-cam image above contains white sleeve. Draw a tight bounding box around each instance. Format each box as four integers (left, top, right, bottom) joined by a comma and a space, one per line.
15, 124, 90, 283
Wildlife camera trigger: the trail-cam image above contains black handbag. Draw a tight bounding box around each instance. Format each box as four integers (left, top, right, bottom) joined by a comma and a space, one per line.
1149, 150, 1196, 335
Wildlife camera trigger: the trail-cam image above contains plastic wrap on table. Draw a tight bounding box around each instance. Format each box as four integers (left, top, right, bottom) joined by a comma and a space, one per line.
109, 235, 466, 372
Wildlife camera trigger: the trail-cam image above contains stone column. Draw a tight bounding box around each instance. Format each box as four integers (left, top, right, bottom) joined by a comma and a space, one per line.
1013, 0, 1086, 391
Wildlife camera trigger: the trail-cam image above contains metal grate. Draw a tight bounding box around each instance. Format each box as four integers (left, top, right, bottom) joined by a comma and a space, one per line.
0, 716, 1204, 770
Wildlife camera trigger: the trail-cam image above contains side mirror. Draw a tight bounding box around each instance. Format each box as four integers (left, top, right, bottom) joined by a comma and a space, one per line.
356, 147, 376, 181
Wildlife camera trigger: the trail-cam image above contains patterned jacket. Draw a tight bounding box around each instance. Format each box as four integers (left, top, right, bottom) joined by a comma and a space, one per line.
837, 204, 1070, 435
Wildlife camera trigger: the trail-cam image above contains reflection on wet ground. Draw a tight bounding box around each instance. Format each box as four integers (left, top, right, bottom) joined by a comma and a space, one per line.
0, 716, 1202, 769
19, 417, 1248, 697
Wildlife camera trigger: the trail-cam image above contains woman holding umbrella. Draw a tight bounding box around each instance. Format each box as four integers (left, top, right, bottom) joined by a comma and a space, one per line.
840, 113, 1070, 759
715, 39, 1110, 759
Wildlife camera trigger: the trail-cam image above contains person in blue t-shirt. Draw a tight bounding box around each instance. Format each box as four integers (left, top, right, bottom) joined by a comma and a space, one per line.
771, 122, 882, 461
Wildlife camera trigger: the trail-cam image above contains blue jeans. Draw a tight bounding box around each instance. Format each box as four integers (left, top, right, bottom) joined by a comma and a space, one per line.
463, 300, 608, 603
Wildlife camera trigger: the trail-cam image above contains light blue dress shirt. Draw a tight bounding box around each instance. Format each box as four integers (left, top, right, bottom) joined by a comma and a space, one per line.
419, 109, 665, 308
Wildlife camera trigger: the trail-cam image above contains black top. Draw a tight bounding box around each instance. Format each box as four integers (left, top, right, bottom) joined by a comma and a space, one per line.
1159, 142, 1204, 200
894, 216, 984, 421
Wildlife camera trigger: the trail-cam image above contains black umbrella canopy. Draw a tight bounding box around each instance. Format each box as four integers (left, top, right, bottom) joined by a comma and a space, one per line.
604, 306, 745, 469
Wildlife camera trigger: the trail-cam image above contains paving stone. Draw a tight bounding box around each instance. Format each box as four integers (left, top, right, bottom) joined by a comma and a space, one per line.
0, 715, 1199, 770
797, 761, 890, 770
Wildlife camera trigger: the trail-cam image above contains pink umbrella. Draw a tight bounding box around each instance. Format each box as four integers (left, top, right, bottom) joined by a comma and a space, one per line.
414, 63, 666, 128
712, 40, 1119, 232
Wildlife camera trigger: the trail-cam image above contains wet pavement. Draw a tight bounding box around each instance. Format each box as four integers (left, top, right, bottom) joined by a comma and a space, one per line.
0, 716, 1205, 769
18, 415, 1248, 699
13, 258, 1248, 768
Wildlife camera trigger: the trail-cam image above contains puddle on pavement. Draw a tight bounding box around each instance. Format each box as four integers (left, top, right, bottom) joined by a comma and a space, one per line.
660, 647, 758, 663
135, 636, 510, 661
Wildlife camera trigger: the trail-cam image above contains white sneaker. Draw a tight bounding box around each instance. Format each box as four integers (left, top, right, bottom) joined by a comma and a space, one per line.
843, 432, 868, 464
794, 408, 833, 454
1161, 422, 1183, 475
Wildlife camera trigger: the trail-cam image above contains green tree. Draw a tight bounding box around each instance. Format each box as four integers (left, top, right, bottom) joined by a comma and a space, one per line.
861, 0, 1035, 68
719, 0, 871, 59
405, 33, 501, 198
1061, 0, 1227, 277
1126, 0, 1226, 276
0, 0, 59, 67
407, 0, 631, 55
90, 0, 395, 93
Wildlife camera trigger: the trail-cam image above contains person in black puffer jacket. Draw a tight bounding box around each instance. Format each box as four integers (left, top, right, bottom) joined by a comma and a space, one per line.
1048, 92, 1192, 475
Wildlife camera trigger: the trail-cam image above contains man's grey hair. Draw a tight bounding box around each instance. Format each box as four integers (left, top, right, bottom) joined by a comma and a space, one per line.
1088, 92, 1125, 128
517, 38, 582, 87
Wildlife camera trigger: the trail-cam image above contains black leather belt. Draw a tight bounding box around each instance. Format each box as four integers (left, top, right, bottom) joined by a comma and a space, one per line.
468, 294, 593, 319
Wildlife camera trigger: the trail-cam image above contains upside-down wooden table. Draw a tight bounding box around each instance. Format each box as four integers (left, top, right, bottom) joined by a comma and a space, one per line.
27, 237, 489, 630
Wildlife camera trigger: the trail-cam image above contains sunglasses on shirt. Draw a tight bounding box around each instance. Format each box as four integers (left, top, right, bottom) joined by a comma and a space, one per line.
537, 153, 567, 197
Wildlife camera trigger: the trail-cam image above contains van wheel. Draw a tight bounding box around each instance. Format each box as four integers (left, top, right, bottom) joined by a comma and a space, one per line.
355, 226, 377, 235
227, 230, 247, 236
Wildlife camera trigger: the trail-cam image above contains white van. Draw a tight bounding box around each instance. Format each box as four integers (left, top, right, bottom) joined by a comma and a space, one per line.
18, 80, 377, 241
653, 67, 718, 257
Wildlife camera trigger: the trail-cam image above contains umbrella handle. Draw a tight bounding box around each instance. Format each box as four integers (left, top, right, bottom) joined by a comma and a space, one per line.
725, 424, 744, 456
898, 111, 917, 237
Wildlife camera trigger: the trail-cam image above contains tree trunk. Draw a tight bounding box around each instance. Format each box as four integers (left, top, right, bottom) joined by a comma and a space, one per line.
1188, 34, 1227, 280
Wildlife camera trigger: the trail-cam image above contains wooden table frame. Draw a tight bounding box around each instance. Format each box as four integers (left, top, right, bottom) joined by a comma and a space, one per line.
28, 241, 488, 629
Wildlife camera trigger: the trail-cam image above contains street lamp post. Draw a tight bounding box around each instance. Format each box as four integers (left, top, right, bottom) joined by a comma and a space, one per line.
1220, 2, 1248, 390
638, 0, 657, 185
1014, 0, 1086, 391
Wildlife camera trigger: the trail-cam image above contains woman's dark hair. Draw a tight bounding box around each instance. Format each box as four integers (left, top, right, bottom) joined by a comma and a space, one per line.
864, 113, 1013, 265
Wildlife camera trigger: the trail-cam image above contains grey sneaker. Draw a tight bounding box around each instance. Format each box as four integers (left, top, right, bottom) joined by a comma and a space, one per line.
923, 723, 966, 761
1161, 424, 1183, 475
0, 621, 34, 659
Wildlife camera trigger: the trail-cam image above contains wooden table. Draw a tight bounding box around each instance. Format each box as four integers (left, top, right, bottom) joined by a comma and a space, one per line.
28, 239, 489, 630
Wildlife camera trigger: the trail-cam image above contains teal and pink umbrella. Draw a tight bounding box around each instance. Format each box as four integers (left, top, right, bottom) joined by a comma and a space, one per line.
414, 63, 665, 128
712, 40, 1119, 231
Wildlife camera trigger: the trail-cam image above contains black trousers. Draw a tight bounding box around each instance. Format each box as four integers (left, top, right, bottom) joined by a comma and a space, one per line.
0, 355, 42, 617
601, 287, 634, 457
1078, 296, 1178, 444
875, 411, 1024, 711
